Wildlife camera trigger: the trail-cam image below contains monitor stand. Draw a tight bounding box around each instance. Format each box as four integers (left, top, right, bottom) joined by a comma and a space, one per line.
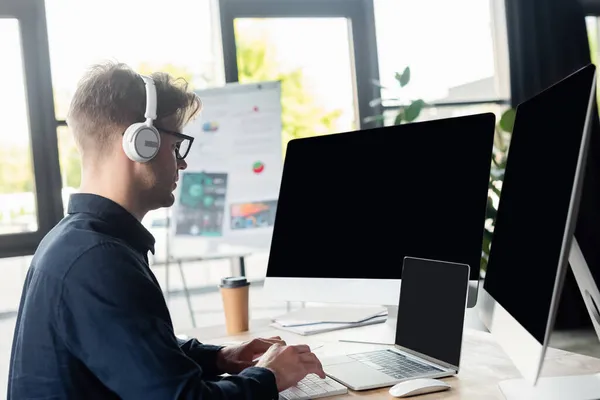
377, 305, 399, 344
498, 239, 600, 399
499, 374, 600, 400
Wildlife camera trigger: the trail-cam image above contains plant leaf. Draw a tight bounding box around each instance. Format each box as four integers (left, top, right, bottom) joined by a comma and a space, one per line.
499, 108, 516, 133
486, 195, 496, 213
490, 184, 501, 197
482, 236, 491, 255
394, 110, 404, 125
403, 99, 425, 122
491, 156, 501, 168
480, 256, 488, 272
395, 66, 411, 87
483, 228, 493, 243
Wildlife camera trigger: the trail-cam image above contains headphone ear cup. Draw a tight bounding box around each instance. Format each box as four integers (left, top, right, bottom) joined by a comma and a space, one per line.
122, 123, 143, 162
122, 123, 160, 163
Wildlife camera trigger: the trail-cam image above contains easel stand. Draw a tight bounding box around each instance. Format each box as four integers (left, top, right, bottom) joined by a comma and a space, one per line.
155, 218, 249, 328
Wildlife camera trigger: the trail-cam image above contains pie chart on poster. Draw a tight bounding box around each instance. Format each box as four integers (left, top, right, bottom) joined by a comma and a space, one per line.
252, 161, 265, 174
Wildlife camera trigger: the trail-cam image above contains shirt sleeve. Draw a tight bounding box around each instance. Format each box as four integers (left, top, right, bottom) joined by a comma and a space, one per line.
55, 242, 279, 400
177, 337, 224, 378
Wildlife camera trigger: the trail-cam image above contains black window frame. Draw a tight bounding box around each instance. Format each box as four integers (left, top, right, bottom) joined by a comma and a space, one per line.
1, 0, 512, 259
218, 0, 382, 130
582, 0, 600, 15
381, 99, 511, 116
0, 0, 64, 258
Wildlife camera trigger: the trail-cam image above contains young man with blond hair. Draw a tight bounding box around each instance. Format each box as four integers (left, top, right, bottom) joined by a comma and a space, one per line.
8, 62, 324, 399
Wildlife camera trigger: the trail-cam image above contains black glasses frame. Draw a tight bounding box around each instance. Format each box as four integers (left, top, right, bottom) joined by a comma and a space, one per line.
156, 126, 195, 160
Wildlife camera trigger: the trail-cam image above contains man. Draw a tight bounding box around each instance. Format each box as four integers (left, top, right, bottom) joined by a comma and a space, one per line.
8, 62, 325, 399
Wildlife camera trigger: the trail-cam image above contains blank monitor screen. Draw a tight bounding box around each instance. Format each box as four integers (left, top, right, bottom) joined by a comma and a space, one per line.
267, 113, 495, 282
395, 257, 470, 368
483, 65, 595, 344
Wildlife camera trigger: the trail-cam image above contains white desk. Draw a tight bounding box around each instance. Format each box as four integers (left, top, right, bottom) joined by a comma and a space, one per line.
183, 318, 600, 399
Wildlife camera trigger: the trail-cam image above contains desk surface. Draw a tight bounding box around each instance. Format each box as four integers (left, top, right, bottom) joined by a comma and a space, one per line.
183, 319, 600, 399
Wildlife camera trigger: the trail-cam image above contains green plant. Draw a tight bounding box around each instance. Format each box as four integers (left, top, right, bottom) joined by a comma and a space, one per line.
364, 66, 514, 274
364, 66, 426, 126
236, 33, 343, 155
481, 107, 515, 273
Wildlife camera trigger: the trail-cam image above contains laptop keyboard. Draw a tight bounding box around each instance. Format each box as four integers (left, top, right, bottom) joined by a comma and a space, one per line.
348, 349, 443, 380
279, 374, 348, 399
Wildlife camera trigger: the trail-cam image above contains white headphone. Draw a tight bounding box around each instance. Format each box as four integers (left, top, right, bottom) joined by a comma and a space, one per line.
122, 74, 161, 163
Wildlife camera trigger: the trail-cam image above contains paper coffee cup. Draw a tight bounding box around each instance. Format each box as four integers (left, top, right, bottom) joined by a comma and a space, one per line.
219, 277, 250, 335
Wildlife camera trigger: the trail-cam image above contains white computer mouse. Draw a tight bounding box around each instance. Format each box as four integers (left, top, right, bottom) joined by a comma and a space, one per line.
389, 378, 451, 398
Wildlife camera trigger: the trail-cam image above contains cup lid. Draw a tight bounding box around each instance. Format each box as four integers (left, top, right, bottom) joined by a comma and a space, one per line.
220, 276, 250, 288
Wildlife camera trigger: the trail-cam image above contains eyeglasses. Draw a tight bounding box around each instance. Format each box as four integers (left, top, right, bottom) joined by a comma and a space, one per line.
156, 126, 194, 160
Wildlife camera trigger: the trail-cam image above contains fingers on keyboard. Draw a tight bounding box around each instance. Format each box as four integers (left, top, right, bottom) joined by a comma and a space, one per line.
280, 374, 347, 400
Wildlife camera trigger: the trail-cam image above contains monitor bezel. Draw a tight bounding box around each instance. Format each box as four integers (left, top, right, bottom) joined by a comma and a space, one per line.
264, 113, 497, 310
264, 277, 481, 308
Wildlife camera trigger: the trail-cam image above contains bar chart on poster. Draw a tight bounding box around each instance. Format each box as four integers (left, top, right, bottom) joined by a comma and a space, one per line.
168, 81, 283, 258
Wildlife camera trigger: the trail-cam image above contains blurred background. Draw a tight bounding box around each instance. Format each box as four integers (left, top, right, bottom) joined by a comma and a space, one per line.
2, 0, 600, 394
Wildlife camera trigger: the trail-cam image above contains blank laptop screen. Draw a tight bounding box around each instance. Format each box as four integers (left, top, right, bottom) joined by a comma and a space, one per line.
395, 257, 470, 368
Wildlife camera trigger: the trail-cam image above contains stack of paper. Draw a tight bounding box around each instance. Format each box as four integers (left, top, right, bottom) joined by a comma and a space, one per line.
270, 306, 388, 336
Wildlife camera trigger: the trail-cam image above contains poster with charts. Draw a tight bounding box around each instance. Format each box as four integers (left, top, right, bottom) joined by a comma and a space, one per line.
170, 81, 283, 258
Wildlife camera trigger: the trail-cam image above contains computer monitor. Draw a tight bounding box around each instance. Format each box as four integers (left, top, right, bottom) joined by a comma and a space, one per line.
264, 113, 496, 310
479, 64, 600, 399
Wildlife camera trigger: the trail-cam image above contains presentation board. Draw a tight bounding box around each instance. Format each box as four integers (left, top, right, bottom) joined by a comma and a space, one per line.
168, 81, 283, 258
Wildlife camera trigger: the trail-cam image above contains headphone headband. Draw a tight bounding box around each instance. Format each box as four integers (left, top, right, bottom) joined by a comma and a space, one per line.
139, 74, 157, 125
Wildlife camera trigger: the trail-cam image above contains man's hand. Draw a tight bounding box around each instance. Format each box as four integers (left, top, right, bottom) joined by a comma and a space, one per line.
216, 336, 285, 374
255, 343, 326, 392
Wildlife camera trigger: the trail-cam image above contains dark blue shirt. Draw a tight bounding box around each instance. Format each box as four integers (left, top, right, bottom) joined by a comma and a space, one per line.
8, 193, 278, 399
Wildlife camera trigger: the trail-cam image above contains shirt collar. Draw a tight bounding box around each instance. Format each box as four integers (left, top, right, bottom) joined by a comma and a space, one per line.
67, 193, 156, 255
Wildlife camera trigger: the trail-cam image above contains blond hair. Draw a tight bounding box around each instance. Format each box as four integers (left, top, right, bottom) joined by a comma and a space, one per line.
66, 61, 202, 159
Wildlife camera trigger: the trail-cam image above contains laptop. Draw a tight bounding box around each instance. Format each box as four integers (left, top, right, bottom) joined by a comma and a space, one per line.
322, 257, 470, 391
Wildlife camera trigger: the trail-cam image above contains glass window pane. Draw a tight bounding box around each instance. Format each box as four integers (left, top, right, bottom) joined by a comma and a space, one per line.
0, 19, 38, 235
382, 103, 507, 127
56, 126, 80, 215
586, 16, 599, 66
45, 0, 221, 120
234, 18, 358, 152
374, 0, 510, 104
585, 17, 600, 107
0, 255, 31, 312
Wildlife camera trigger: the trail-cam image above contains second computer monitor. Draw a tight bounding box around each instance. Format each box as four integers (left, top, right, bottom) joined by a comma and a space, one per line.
264, 113, 496, 308
480, 64, 597, 387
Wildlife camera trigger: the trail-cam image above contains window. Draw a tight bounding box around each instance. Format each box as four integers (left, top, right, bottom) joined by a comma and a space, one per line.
373, 0, 510, 106
586, 16, 600, 78
0, 19, 37, 235
234, 17, 358, 150
45, 0, 224, 122
219, 0, 381, 145
0, 0, 64, 258
372, 0, 511, 274
45, 0, 226, 219
383, 103, 508, 127
586, 15, 600, 107
56, 126, 81, 214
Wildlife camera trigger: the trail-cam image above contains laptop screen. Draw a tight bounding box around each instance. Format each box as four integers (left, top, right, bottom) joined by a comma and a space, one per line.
395, 257, 470, 368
